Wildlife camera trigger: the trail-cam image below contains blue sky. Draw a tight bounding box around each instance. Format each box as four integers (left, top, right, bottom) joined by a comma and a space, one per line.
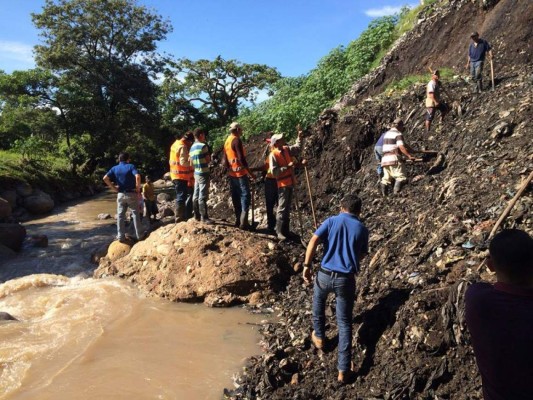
0, 0, 417, 77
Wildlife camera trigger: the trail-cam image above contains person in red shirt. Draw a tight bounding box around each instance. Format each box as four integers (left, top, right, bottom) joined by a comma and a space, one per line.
465, 229, 533, 400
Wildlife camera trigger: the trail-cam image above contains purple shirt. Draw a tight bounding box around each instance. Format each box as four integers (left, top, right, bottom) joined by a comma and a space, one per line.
465, 282, 533, 400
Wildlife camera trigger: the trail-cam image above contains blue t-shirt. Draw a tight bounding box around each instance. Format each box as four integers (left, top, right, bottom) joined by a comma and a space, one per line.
105, 162, 139, 192
314, 212, 369, 274
469, 39, 491, 62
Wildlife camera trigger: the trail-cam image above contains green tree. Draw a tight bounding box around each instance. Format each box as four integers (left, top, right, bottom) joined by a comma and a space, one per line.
31, 0, 172, 172
161, 56, 281, 128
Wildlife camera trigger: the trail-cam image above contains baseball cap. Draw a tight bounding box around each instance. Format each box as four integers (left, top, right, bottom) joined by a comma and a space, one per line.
269, 133, 283, 146
470, 31, 479, 38
229, 122, 241, 131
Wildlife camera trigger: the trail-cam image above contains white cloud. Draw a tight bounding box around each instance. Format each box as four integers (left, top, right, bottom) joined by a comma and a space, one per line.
364, 4, 417, 17
0, 40, 35, 65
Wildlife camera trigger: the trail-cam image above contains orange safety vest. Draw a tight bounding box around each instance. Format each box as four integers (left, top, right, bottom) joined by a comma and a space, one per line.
169, 138, 192, 181
272, 146, 295, 188
224, 134, 247, 178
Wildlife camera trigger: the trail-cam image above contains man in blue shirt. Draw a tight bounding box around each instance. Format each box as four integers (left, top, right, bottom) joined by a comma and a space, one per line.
466, 31, 492, 93
103, 152, 144, 242
303, 194, 369, 384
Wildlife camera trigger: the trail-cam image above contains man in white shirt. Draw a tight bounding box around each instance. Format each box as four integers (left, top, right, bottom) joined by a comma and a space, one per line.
425, 70, 448, 133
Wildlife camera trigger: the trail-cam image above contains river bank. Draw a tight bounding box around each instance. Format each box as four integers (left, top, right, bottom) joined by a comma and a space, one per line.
0, 194, 266, 399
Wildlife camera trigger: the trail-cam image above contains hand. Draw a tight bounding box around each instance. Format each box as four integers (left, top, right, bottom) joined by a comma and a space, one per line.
288, 161, 294, 167
303, 266, 312, 285
301, 159, 307, 166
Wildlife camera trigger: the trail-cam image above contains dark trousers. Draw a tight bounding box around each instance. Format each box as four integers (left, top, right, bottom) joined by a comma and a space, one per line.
144, 199, 157, 220
185, 186, 194, 219
229, 176, 250, 221
173, 179, 188, 205
276, 186, 293, 234
264, 178, 278, 230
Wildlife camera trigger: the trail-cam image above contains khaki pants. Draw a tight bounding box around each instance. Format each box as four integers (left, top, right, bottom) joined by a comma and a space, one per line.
381, 164, 406, 185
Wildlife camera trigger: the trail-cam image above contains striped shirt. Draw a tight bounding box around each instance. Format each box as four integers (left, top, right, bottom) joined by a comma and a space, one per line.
381, 128, 404, 167
190, 142, 210, 176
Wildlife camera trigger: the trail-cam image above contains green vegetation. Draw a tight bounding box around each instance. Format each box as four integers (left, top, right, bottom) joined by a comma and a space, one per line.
385, 67, 455, 94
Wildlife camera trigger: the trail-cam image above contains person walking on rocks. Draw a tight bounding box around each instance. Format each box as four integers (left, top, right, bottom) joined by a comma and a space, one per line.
223, 122, 256, 229
103, 152, 144, 242
425, 69, 448, 133
380, 118, 418, 196
303, 194, 369, 384
465, 229, 533, 400
169, 131, 194, 223
190, 128, 213, 224
142, 175, 157, 224
269, 128, 305, 240
466, 31, 492, 93
374, 131, 385, 182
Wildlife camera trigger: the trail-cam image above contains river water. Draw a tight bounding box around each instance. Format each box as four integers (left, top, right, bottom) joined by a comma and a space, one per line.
0, 193, 263, 399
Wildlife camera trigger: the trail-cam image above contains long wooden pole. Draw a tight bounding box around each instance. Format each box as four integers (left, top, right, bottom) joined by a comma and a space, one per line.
304, 166, 318, 230
488, 170, 533, 240
490, 58, 495, 91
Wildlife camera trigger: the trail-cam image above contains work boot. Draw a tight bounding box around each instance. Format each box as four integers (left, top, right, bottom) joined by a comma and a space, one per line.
275, 220, 287, 241
311, 331, 324, 350
199, 203, 214, 225
393, 180, 404, 195
175, 203, 186, 223
478, 79, 483, 92
337, 370, 355, 384
380, 184, 389, 197
239, 211, 250, 230
193, 200, 201, 221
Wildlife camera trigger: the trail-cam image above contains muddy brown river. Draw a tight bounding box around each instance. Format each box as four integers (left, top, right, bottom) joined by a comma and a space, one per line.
0, 193, 263, 399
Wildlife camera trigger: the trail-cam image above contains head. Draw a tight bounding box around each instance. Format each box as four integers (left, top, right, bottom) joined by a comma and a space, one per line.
193, 127, 207, 142
470, 31, 480, 43
145, 175, 152, 183
269, 133, 285, 149
182, 131, 194, 142
391, 118, 405, 132
487, 229, 533, 287
229, 122, 242, 136
118, 152, 130, 163
340, 194, 362, 216
432, 69, 440, 81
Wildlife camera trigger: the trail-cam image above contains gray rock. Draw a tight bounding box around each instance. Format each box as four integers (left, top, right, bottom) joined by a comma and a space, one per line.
157, 192, 172, 202
0, 190, 17, 208
0, 197, 12, 219
24, 190, 54, 214
97, 213, 112, 220
15, 182, 33, 197
0, 223, 26, 251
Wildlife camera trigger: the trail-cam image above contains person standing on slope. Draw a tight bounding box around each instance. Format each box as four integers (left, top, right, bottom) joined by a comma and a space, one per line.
425, 69, 448, 133
169, 131, 194, 223
190, 128, 213, 224
466, 31, 492, 93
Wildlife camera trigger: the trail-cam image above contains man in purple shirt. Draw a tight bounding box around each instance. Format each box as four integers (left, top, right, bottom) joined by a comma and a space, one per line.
465, 229, 533, 400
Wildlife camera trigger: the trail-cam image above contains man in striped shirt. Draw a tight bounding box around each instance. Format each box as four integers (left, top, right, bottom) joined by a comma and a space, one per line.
380, 118, 417, 196
190, 128, 213, 224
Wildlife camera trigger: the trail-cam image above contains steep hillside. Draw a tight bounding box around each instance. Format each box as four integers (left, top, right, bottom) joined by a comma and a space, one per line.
223, 1, 532, 398
336, 0, 532, 107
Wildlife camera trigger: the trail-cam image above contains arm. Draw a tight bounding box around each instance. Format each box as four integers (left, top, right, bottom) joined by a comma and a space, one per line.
179, 145, 191, 167
399, 144, 415, 160
233, 138, 256, 180
103, 175, 118, 192
303, 234, 322, 284
135, 174, 141, 193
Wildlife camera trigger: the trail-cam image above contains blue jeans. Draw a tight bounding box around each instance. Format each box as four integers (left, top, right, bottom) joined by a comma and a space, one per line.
117, 192, 142, 240
374, 146, 383, 176
229, 176, 250, 221
193, 175, 210, 209
470, 60, 484, 82
313, 270, 356, 372
173, 179, 188, 206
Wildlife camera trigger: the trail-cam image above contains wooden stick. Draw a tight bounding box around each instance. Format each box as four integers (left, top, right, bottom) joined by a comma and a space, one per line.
478, 170, 533, 272
490, 58, 495, 91
304, 166, 318, 229
488, 170, 533, 240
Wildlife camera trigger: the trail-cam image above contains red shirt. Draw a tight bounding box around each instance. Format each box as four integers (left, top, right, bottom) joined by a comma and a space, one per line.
465, 282, 533, 400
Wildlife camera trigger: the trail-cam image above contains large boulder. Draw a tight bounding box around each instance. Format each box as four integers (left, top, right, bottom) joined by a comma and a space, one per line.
15, 183, 32, 197
0, 197, 12, 219
0, 190, 17, 208
106, 240, 132, 261
0, 223, 26, 251
24, 190, 54, 214
94, 220, 291, 306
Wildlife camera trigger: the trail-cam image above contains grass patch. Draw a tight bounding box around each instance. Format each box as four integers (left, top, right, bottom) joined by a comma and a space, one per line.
385, 67, 455, 94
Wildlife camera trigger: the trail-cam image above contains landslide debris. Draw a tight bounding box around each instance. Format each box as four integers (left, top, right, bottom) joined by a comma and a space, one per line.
94, 220, 299, 307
